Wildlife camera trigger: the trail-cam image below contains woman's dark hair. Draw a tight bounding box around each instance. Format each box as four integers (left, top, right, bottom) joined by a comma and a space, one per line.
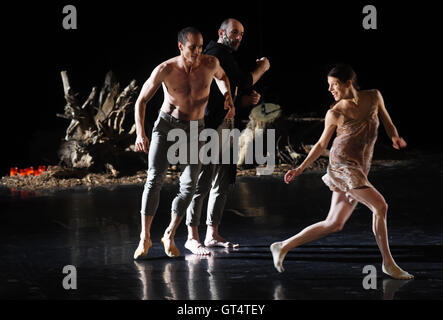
328, 64, 359, 90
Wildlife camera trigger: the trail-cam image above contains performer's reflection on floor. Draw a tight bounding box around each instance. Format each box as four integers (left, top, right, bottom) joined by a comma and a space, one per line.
185, 249, 231, 300
185, 254, 209, 300
163, 262, 183, 300
133, 261, 153, 300
134, 259, 191, 300
134, 250, 412, 300
133, 248, 232, 300
270, 274, 413, 300
273, 283, 286, 300
383, 278, 413, 300
206, 248, 230, 300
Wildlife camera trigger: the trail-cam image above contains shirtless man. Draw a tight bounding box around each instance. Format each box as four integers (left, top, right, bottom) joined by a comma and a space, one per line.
133, 27, 235, 259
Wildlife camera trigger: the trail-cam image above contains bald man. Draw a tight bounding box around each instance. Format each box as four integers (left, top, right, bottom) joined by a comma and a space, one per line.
184, 18, 270, 255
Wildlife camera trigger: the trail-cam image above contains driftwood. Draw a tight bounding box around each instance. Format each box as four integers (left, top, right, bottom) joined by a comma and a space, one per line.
275, 114, 327, 166
57, 71, 145, 174
238, 104, 327, 168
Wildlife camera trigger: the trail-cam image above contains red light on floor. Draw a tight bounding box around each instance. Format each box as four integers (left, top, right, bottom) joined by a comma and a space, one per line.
10, 167, 18, 176
11, 165, 47, 177
24, 167, 34, 176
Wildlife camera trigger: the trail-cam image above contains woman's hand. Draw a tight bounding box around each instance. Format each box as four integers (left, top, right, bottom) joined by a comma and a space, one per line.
392, 136, 407, 150
284, 167, 303, 184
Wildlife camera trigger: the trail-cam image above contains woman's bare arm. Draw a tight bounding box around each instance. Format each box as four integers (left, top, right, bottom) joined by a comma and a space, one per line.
375, 89, 407, 150
285, 109, 341, 183
300, 109, 340, 170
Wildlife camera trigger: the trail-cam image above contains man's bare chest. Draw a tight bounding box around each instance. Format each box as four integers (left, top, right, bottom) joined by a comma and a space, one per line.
165, 69, 212, 96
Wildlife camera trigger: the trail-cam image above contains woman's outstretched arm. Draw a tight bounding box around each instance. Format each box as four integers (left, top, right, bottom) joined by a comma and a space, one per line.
284, 108, 341, 184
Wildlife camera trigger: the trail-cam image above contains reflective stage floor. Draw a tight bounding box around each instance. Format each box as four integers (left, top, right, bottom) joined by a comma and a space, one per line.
1, 154, 443, 300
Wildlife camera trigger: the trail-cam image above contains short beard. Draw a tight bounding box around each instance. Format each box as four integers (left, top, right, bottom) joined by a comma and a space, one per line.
221, 34, 238, 51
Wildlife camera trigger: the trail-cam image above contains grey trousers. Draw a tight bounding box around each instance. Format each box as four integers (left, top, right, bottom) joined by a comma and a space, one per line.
140, 111, 204, 217
186, 120, 233, 226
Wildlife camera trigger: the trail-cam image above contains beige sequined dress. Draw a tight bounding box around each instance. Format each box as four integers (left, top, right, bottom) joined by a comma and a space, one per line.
322, 99, 379, 193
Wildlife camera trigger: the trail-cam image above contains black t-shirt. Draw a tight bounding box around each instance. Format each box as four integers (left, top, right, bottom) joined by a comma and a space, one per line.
203, 40, 253, 129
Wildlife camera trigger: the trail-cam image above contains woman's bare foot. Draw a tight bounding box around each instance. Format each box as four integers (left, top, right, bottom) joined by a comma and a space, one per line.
382, 263, 414, 280
185, 239, 211, 255
134, 238, 152, 259
161, 236, 180, 258
270, 242, 287, 273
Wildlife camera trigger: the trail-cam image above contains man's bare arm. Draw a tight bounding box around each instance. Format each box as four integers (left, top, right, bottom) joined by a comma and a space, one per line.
134, 63, 168, 153
212, 57, 231, 97
212, 57, 235, 118
251, 57, 270, 85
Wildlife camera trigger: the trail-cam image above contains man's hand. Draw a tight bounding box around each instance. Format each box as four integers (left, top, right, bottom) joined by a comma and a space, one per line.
135, 134, 150, 154
224, 94, 235, 119
256, 57, 270, 72
392, 136, 407, 150
240, 90, 261, 107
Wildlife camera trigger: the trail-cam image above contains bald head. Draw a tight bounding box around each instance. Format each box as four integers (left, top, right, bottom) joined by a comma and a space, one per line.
218, 18, 244, 51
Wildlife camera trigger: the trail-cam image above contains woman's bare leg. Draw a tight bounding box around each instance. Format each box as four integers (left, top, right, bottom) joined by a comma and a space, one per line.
347, 187, 413, 280
271, 191, 357, 272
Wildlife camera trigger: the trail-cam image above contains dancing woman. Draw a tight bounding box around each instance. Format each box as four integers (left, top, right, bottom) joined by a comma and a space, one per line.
270, 64, 413, 280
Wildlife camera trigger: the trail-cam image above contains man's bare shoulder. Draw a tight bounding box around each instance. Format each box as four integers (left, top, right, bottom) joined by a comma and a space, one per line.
200, 54, 219, 69
156, 57, 180, 74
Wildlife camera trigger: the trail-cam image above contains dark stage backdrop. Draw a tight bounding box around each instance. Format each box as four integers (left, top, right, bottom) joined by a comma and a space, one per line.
2, 0, 442, 174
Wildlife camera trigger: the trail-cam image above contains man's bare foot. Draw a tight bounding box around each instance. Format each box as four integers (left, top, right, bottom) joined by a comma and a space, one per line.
382, 263, 414, 280
134, 238, 152, 260
204, 236, 239, 248
161, 236, 180, 258
185, 239, 211, 255
270, 242, 287, 273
